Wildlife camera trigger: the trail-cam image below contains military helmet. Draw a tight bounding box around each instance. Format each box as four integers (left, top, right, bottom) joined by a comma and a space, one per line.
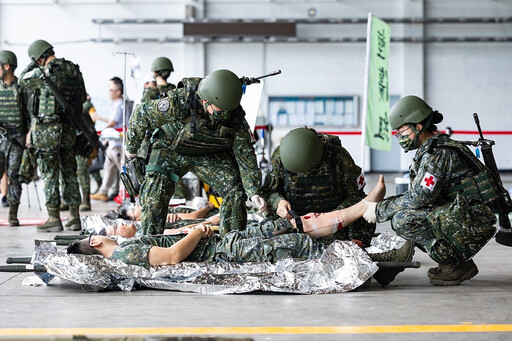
198, 69, 243, 111
151, 57, 174, 72
0, 50, 17, 68
280, 128, 324, 173
28, 39, 54, 60
389, 95, 433, 130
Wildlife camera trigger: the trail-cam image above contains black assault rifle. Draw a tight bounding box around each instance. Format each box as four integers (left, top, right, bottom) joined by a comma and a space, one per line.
31, 58, 106, 152
240, 70, 281, 86
473, 113, 512, 246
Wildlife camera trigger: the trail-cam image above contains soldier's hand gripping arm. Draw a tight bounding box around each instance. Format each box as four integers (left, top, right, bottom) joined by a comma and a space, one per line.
276, 199, 292, 219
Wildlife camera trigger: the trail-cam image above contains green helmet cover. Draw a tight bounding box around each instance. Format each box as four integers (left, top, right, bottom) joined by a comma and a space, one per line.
151, 57, 174, 72
28, 39, 54, 60
0, 50, 17, 68
280, 128, 324, 173
389, 95, 433, 130
198, 69, 243, 111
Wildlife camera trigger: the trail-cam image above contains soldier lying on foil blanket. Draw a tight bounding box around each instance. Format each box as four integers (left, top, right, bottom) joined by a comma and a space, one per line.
68, 177, 411, 269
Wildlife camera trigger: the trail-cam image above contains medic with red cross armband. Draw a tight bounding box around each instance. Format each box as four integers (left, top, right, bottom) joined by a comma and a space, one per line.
363, 95, 501, 286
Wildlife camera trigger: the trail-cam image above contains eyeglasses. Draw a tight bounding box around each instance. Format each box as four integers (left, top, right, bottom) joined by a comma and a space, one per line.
88, 232, 97, 246
395, 126, 412, 139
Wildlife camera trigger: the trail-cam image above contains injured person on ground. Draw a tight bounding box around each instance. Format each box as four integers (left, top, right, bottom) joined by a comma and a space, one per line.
68, 176, 412, 271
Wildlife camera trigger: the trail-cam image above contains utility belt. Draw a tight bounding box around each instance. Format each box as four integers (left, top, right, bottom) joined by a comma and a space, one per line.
444, 170, 502, 204
120, 157, 181, 202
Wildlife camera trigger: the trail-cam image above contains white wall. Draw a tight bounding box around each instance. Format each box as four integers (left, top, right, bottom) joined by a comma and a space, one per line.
1, 0, 511, 169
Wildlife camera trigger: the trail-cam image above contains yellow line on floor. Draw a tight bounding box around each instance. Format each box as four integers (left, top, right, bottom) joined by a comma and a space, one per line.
1, 325, 512, 336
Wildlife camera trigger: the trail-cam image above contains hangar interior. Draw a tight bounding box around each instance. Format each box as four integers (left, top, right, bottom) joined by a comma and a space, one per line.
0, 0, 512, 340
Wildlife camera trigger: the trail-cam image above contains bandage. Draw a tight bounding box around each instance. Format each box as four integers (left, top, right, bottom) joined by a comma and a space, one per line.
362, 199, 377, 223
311, 223, 319, 239
329, 217, 343, 234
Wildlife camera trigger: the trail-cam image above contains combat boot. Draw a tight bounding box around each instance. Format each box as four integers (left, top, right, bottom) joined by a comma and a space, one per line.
80, 190, 91, 212
37, 208, 63, 232
8, 204, 19, 226
428, 259, 478, 286
370, 239, 415, 286
65, 205, 81, 231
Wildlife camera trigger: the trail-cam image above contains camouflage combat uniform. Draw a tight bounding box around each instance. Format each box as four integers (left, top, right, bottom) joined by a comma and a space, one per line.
111, 219, 324, 268
376, 134, 498, 265
263, 133, 376, 247
127, 78, 261, 236
140, 83, 176, 103
0, 77, 28, 206
19, 59, 86, 209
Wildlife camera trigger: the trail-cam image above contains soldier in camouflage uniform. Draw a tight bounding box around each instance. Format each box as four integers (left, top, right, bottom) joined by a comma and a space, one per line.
363, 95, 500, 286
127, 69, 266, 236
262, 127, 376, 247
140, 57, 176, 103
60, 97, 96, 211
0, 50, 29, 226
19, 40, 87, 232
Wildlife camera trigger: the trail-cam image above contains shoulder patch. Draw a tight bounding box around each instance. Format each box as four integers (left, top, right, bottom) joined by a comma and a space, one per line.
357, 172, 366, 190
23, 70, 36, 79
157, 99, 170, 112
421, 172, 438, 191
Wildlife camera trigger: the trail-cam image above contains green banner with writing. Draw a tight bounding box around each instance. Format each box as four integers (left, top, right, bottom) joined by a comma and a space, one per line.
365, 15, 391, 151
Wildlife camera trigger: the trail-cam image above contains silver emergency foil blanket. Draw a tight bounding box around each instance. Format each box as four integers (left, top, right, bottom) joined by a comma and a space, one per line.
80, 214, 138, 235
33, 240, 378, 294
365, 231, 407, 255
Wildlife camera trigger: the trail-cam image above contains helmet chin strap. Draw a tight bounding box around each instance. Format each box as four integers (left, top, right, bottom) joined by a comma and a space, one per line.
203, 100, 223, 116
0, 64, 5, 81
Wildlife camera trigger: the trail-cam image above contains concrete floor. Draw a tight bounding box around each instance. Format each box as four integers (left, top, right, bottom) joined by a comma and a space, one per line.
0, 173, 512, 340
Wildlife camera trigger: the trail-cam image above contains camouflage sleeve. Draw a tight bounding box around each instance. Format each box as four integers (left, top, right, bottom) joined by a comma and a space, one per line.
375, 148, 456, 223
335, 146, 365, 210
261, 147, 286, 211
18, 63, 42, 89
140, 87, 159, 103
232, 117, 261, 198
126, 97, 174, 154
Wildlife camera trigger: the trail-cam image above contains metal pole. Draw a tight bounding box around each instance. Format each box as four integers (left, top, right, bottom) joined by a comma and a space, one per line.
114, 51, 136, 201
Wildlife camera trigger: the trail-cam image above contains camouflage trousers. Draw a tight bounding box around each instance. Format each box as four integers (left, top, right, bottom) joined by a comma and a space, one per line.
76, 155, 91, 194
0, 136, 24, 205
390, 196, 496, 265
37, 148, 81, 209
213, 219, 325, 263
59, 154, 91, 197
140, 148, 247, 235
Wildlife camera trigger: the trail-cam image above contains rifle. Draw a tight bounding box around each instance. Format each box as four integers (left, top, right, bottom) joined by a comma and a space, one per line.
240, 70, 281, 86
473, 113, 512, 247
31, 58, 106, 152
